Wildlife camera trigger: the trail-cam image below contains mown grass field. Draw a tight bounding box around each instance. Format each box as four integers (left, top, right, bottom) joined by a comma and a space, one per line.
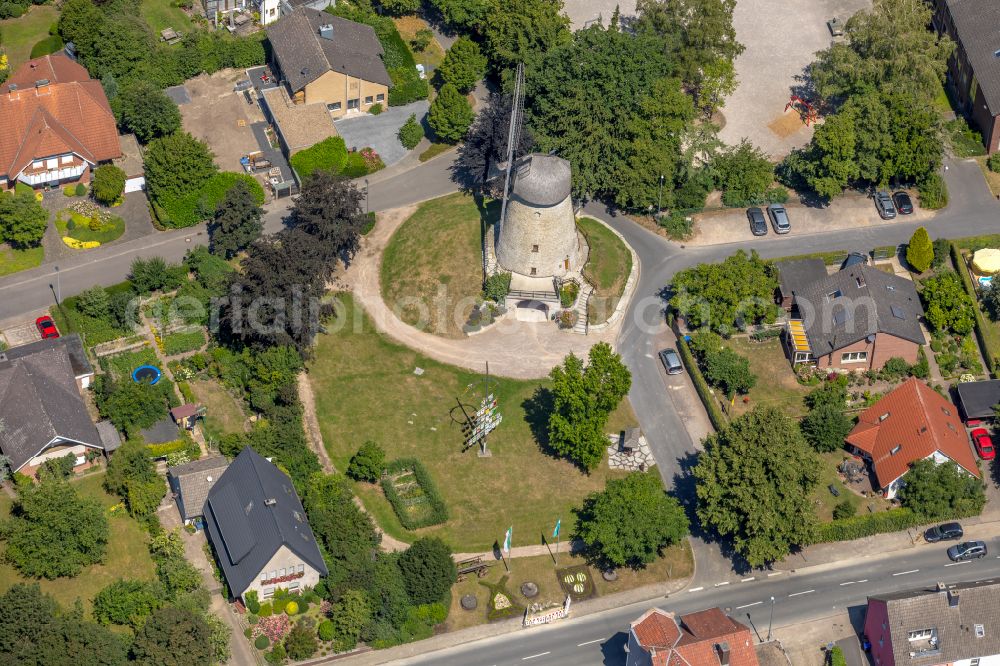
308, 294, 637, 551
0, 5, 59, 70
720, 337, 809, 419
0, 245, 43, 276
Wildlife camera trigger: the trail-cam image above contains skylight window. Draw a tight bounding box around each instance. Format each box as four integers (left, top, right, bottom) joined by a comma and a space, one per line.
833, 309, 850, 326
891, 305, 905, 319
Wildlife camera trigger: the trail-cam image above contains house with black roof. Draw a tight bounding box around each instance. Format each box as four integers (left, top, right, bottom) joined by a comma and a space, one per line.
780, 264, 926, 371
265, 8, 391, 118
933, 0, 1000, 154
0, 334, 109, 475
203, 446, 328, 601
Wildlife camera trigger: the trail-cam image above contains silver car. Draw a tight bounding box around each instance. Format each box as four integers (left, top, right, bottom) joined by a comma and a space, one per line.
658, 348, 683, 375
767, 204, 790, 234
874, 190, 897, 219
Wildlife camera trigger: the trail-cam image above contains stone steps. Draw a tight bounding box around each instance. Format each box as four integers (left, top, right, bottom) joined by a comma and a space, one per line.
572, 283, 593, 335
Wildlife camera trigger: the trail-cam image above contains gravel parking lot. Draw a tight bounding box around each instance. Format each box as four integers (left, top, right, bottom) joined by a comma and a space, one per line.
720, 0, 871, 158
335, 101, 429, 167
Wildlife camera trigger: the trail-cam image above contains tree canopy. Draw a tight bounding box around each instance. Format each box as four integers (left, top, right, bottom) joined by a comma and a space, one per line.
130, 606, 212, 666
143, 132, 217, 205
921, 271, 976, 335
800, 382, 853, 453
397, 537, 457, 606
428, 83, 474, 143
437, 37, 487, 94
117, 81, 181, 144
693, 406, 821, 566
898, 459, 986, 520
93, 579, 163, 629
346, 441, 386, 483
104, 439, 167, 518
482, 0, 570, 73
208, 179, 263, 259
575, 472, 689, 568
0, 189, 49, 248
670, 250, 779, 334
453, 91, 534, 193
906, 227, 934, 273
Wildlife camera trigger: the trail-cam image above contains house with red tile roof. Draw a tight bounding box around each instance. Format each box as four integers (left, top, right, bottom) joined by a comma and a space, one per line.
625, 607, 759, 666
0, 54, 120, 191
845, 377, 981, 499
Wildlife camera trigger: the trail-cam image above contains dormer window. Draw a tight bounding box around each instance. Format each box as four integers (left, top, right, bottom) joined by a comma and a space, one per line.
856, 276, 866, 288
890, 444, 902, 455
879, 412, 890, 421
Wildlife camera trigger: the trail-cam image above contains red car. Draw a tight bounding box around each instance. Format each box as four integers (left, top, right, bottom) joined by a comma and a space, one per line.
970, 428, 996, 460
35, 315, 59, 340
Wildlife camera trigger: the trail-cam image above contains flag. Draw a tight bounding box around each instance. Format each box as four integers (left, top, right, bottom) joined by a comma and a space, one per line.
503, 526, 512, 554
553, 519, 561, 539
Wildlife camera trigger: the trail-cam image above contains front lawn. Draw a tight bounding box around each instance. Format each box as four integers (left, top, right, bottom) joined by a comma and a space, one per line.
0, 473, 157, 617
577, 217, 631, 324
55, 208, 126, 247
308, 294, 636, 551
380, 192, 492, 338
809, 451, 891, 522
720, 336, 808, 418
0, 245, 43, 276
0, 5, 59, 70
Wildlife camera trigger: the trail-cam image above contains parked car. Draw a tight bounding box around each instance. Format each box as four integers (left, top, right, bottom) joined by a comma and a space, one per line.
947, 540, 987, 561
970, 427, 996, 460
35, 315, 59, 340
925, 522, 964, 543
747, 207, 767, 236
766, 204, 790, 234
658, 348, 684, 375
874, 190, 896, 219
892, 191, 913, 215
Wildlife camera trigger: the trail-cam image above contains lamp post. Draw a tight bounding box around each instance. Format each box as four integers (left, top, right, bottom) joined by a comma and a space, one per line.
53, 265, 61, 304
767, 596, 775, 641
364, 178, 370, 216
657, 174, 665, 218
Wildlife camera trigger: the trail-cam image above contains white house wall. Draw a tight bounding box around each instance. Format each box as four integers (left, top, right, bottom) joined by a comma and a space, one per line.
240, 544, 322, 601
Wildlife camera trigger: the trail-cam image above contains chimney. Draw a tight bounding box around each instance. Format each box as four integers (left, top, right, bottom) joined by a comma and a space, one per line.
319, 23, 333, 40
264, 498, 277, 506
715, 641, 731, 666
948, 590, 960, 608
937, 582, 947, 592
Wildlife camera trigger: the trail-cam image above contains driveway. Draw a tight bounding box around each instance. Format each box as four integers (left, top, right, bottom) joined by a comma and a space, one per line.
334, 101, 430, 167
720, 0, 871, 158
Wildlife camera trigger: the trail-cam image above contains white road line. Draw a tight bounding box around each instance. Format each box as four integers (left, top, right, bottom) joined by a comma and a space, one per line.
715, 582, 730, 587
893, 569, 919, 576
688, 587, 704, 592
522, 653, 550, 660
577, 639, 605, 647
735, 601, 763, 609
788, 590, 815, 597
945, 561, 972, 567
767, 572, 782, 577
741, 577, 755, 582
839, 581, 857, 586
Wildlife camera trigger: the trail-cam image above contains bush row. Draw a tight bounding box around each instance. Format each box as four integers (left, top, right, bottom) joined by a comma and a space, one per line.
147, 437, 200, 459
812, 505, 980, 544
676, 337, 727, 431
381, 458, 449, 530
950, 243, 1000, 375
156, 172, 265, 229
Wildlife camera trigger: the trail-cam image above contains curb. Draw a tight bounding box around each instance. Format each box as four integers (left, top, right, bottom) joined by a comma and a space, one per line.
581, 213, 640, 332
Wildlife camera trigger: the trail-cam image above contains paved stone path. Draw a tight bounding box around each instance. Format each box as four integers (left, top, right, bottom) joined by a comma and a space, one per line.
606, 435, 656, 472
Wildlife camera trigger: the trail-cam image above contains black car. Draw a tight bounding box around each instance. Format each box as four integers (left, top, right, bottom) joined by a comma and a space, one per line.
947, 540, 987, 561
747, 207, 767, 236
892, 191, 914, 215
925, 522, 963, 543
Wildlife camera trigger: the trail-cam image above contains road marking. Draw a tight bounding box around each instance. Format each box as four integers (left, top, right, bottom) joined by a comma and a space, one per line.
736, 601, 763, 609
741, 577, 755, 582
788, 590, 815, 597
893, 569, 919, 576
577, 638, 605, 647
767, 572, 782, 577
839, 579, 868, 586
714, 581, 730, 587
522, 652, 550, 660
688, 587, 704, 592
945, 561, 972, 567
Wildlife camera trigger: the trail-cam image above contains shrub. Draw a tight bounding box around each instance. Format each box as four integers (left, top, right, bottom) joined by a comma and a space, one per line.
290, 136, 348, 179
265, 644, 286, 664
483, 271, 511, 302
255, 635, 270, 650
659, 211, 693, 240
248, 614, 259, 625
398, 537, 457, 605
932, 238, 951, 268
258, 602, 273, 617
989, 153, 1000, 173
832, 500, 855, 520
829, 646, 846, 666
283, 622, 317, 660
918, 173, 948, 210
285, 601, 299, 616
764, 186, 789, 204
906, 227, 934, 273
245, 590, 261, 614
398, 113, 424, 150
75, 183, 87, 197
381, 458, 449, 529
676, 337, 727, 430
92, 165, 127, 206
714, 139, 774, 207
369, 103, 383, 115
347, 441, 386, 482
317, 620, 334, 641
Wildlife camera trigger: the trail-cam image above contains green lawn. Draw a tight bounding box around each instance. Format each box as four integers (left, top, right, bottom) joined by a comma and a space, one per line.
720, 337, 809, 418
56, 210, 126, 246
140, 0, 196, 36
380, 192, 494, 339
393, 16, 445, 70
418, 143, 452, 162
0, 245, 43, 276
0, 473, 157, 618
189, 378, 246, 440
0, 5, 59, 70
308, 294, 636, 551
101, 347, 160, 380
577, 217, 632, 325
809, 452, 890, 522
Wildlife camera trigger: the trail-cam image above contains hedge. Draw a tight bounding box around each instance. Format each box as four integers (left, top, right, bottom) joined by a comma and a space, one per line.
147, 438, 200, 459
30, 35, 64, 59
676, 336, 727, 431
381, 457, 449, 530
157, 172, 265, 229
812, 505, 981, 544
950, 243, 1000, 375
290, 136, 348, 180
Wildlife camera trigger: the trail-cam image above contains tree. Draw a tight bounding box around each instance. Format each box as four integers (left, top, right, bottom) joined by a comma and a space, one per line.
329, 590, 372, 650
670, 250, 779, 334
430, 0, 487, 31
95, 376, 169, 433
801, 403, 853, 452
832, 499, 855, 520
302, 475, 380, 593
398, 113, 424, 150
906, 227, 934, 273
283, 622, 318, 660
898, 458, 986, 520
377, 0, 420, 15
76, 285, 111, 319
208, 179, 263, 259
438, 37, 487, 94
104, 439, 167, 517
129, 256, 171, 294
93, 579, 162, 629
713, 139, 774, 206
398, 537, 457, 605
0, 189, 49, 248
130, 606, 212, 666
703, 347, 755, 398
144, 132, 217, 205
983, 284, 1000, 322
921, 271, 976, 335
693, 406, 821, 567
428, 83, 474, 143
92, 165, 126, 205
482, 0, 570, 72
411, 28, 434, 53
454, 91, 534, 192
346, 441, 386, 482
5, 478, 109, 578
285, 171, 366, 262
37, 453, 76, 482
548, 343, 632, 470
0, 584, 127, 666
576, 472, 689, 568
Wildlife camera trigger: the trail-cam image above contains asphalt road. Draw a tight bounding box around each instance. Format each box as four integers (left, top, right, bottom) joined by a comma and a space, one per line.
398, 543, 1000, 665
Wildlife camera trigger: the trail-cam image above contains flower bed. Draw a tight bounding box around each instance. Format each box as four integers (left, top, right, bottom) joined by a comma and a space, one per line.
55, 202, 125, 248
162, 330, 207, 356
